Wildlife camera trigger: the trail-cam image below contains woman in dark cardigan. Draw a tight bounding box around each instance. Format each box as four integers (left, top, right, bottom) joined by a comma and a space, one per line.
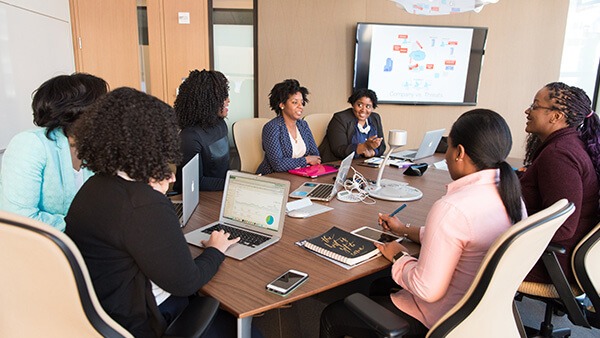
65, 88, 241, 337
520, 82, 600, 284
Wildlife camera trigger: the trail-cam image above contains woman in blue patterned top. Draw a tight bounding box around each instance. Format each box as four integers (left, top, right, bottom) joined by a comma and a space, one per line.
256, 79, 321, 175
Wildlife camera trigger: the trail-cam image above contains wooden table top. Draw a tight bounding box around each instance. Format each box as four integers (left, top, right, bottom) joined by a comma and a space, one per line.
184, 155, 452, 318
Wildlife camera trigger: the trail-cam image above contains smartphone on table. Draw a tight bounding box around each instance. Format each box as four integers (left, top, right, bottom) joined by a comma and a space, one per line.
266, 269, 309, 296
351, 226, 403, 244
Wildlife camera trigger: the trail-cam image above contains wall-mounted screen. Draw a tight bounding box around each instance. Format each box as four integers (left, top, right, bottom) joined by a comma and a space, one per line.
353, 23, 488, 105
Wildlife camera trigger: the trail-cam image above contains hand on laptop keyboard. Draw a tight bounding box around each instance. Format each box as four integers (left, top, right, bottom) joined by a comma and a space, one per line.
200, 228, 240, 253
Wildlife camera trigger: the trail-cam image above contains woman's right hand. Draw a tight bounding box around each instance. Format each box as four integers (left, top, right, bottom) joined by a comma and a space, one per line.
305, 155, 321, 166
378, 212, 405, 235
201, 229, 240, 253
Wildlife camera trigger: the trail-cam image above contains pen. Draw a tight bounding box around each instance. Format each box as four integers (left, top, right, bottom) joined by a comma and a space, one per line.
389, 204, 407, 217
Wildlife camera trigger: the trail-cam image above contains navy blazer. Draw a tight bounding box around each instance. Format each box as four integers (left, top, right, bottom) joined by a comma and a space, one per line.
256, 115, 319, 175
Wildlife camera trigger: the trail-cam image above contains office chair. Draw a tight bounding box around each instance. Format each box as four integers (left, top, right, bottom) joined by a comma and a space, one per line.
0, 210, 219, 338
516, 220, 600, 337
303, 113, 333, 147
344, 199, 575, 338
232, 117, 269, 173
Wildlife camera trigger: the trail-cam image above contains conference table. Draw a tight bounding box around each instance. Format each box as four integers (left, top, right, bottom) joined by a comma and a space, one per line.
184, 155, 452, 337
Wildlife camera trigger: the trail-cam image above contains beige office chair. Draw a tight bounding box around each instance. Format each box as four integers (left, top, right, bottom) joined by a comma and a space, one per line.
516, 220, 600, 337
232, 117, 269, 173
303, 113, 333, 147
0, 210, 219, 338
344, 199, 575, 338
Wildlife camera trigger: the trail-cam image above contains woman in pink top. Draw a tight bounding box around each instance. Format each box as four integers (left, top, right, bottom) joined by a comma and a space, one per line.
320, 109, 526, 336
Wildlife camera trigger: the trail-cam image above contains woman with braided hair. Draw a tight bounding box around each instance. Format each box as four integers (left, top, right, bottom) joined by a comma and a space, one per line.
520, 82, 600, 284
173, 69, 230, 192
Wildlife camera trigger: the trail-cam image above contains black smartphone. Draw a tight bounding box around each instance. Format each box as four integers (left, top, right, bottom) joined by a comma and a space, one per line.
266, 269, 309, 296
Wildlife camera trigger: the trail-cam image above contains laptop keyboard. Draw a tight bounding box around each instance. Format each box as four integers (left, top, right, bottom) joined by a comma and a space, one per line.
201, 224, 270, 248
172, 201, 184, 219
307, 184, 333, 199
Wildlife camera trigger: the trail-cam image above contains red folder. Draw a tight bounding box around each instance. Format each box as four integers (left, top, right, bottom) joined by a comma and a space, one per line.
288, 164, 338, 178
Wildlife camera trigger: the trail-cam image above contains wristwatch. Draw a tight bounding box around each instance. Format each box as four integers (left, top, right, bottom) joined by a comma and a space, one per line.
392, 251, 411, 263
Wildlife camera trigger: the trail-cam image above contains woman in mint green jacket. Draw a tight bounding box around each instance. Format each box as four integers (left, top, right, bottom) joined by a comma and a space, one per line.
0, 73, 107, 231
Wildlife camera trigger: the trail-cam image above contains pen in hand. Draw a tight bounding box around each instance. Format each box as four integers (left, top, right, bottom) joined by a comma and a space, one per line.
380, 203, 407, 231
389, 203, 407, 217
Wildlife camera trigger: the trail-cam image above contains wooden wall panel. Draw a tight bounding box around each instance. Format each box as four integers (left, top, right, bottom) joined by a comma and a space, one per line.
70, 0, 140, 90
161, 0, 210, 105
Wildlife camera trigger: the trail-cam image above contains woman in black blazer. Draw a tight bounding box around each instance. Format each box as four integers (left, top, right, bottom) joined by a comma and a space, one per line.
319, 88, 386, 162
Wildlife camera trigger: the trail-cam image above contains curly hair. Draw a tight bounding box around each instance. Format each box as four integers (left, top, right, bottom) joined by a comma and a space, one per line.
450, 109, 523, 224
174, 69, 229, 129
268, 79, 309, 115
32, 73, 108, 139
74, 87, 181, 182
348, 88, 378, 109
524, 83, 599, 178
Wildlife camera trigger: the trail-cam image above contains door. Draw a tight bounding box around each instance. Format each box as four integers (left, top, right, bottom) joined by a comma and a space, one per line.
70, 0, 140, 89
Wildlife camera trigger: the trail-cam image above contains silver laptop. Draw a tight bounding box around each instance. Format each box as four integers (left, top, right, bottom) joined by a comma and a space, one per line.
185, 171, 290, 260
171, 154, 200, 227
390, 128, 445, 161
289, 151, 354, 201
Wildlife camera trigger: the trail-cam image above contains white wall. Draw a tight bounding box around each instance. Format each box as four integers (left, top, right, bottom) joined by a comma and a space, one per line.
0, 0, 75, 150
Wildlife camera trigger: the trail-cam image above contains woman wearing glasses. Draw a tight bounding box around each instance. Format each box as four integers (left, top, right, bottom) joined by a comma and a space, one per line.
520, 82, 600, 284
319, 88, 386, 162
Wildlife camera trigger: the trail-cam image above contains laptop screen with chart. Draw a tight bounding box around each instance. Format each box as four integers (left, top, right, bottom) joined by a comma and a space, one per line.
185, 171, 290, 260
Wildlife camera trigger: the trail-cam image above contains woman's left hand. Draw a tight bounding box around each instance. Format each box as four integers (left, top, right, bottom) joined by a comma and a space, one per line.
365, 136, 382, 150
374, 241, 408, 262
305, 155, 321, 166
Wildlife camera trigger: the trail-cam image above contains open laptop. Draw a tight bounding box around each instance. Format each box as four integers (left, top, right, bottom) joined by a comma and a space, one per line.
171, 154, 200, 227
184, 171, 290, 260
390, 128, 445, 161
289, 151, 354, 201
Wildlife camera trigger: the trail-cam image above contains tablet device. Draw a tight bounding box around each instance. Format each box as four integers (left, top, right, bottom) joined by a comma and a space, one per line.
351, 226, 403, 244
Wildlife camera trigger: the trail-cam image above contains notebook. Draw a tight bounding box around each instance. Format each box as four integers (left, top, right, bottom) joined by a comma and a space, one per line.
184, 171, 290, 260
289, 151, 354, 202
390, 128, 445, 161
303, 226, 380, 266
288, 164, 338, 178
171, 154, 200, 227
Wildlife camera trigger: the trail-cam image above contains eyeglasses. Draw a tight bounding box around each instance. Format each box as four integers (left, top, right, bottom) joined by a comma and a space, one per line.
527, 103, 555, 111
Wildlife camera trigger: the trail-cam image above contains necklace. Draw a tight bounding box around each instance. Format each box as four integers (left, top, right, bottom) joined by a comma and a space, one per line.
287, 124, 299, 143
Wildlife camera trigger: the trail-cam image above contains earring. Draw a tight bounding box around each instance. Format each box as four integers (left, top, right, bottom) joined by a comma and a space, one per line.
455, 157, 460, 162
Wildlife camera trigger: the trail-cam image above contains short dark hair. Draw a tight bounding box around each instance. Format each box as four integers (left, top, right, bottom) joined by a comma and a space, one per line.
74, 87, 181, 182
449, 109, 523, 224
32, 73, 108, 139
174, 69, 230, 129
268, 79, 309, 115
348, 88, 378, 109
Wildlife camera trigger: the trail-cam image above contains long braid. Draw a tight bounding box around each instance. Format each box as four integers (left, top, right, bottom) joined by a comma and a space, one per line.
544, 82, 600, 207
